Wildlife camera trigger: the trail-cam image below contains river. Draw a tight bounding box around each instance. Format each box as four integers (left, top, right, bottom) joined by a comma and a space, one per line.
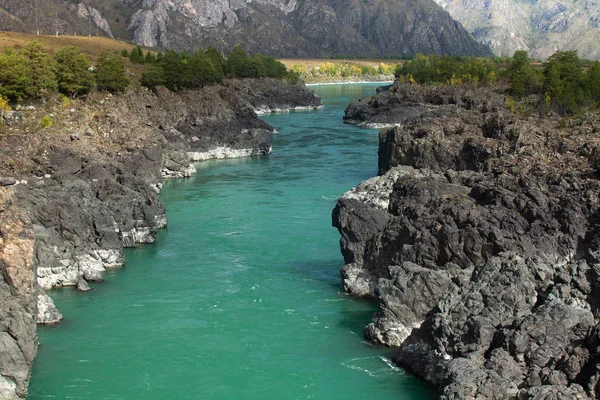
28, 84, 437, 399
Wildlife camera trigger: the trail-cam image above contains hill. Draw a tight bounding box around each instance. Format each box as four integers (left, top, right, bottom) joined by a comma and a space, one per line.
0, 0, 492, 58
434, 0, 600, 60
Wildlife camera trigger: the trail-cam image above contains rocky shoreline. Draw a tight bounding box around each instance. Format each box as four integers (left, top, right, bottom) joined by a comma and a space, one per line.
0, 78, 321, 399
334, 81, 600, 398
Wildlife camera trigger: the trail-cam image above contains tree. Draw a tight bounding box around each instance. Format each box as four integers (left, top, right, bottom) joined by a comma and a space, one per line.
587, 61, 600, 105
160, 50, 185, 91
54, 46, 95, 97
95, 52, 129, 92
20, 41, 57, 98
0, 50, 30, 101
188, 53, 219, 87
144, 51, 156, 64
129, 46, 145, 64
205, 47, 225, 80
543, 50, 584, 113
508, 50, 534, 97
227, 45, 258, 78
140, 63, 165, 90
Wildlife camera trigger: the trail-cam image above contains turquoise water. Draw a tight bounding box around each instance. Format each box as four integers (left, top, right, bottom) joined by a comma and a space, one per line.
28, 84, 437, 400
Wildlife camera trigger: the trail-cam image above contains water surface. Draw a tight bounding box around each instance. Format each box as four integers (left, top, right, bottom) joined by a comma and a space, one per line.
29, 84, 437, 399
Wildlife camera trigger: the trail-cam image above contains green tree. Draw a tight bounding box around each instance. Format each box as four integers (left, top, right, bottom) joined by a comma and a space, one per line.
21, 41, 57, 98
508, 50, 533, 97
140, 63, 165, 90
187, 53, 220, 87
95, 52, 129, 92
160, 50, 185, 91
129, 46, 145, 64
227, 45, 258, 78
205, 47, 225, 80
144, 51, 156, 64
587, 61, 600, 105
0, 50, 30, 101
543, 50, 584, 113
54, 46, 95, 97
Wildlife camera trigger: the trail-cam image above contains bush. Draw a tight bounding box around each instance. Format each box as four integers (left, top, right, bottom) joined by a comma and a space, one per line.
95, 52, 129, 93
55, 46, 95, 97
40, 115, 53, 128
0, 95, 11, 124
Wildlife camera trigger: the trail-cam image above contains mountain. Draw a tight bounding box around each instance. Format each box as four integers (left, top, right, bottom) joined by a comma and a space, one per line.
0, 0, 492, 57
433, 0, 600, 60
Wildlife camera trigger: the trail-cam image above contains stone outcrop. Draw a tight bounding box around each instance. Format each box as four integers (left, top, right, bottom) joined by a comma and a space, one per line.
334, 82, 600, 398
0, 78, 321, 399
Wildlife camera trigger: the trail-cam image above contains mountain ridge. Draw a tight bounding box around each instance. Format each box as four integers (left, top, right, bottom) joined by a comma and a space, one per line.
433, 0, 600, 60
0, 0, 492, 58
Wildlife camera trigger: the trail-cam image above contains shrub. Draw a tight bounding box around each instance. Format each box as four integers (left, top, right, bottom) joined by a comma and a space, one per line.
0, 95, 11, 124
40, 115, 53, 127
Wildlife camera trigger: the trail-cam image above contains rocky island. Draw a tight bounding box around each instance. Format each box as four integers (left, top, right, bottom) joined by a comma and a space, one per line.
0, 74, 321, 399
334, 78, 600, 398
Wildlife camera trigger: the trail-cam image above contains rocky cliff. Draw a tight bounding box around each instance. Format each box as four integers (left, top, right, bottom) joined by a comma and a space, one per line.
433, 0, 600, 59
0, 78, 321, 399
334, 82, 600, 398
0, 0, 492, 58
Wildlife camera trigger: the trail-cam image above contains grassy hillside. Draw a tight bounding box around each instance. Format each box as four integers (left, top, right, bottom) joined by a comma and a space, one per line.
0, 31, 137, 61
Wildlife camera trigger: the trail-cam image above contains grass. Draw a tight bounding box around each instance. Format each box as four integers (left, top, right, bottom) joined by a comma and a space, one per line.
0, 31, 139, 61
278, 58, 403, 69
0, 30, 155, 76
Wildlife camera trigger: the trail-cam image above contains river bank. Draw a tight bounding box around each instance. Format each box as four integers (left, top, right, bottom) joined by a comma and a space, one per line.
26, 83, 437, 400
0, 78, 321, 399
333, 80, 600, 398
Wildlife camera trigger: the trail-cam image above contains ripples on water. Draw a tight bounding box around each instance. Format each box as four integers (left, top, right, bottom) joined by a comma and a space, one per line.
28, 84, 438, 400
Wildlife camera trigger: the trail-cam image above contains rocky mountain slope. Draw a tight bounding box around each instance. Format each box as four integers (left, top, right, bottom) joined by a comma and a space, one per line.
0, 0, 491, 57
334, 82, 600, 398
0, 78, 321, 399
433, 0, 600, 59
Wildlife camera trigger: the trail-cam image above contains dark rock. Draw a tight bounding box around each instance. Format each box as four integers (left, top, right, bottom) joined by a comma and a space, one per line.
0, 177, 17, 186
333, 82, 600, 398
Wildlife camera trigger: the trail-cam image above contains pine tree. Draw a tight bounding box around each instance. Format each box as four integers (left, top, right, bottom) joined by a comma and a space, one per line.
0, 50, 30, 101
21, 41, 57, 98
95, 52, 129, 92
55, 46, 95, 97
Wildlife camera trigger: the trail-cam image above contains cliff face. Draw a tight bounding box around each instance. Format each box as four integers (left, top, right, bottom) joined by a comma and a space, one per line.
433, 0, 600, 59
0, 189, 37, 400
0, 78, 321, 399
334, 82, 600, 398
0, 0, 492, 57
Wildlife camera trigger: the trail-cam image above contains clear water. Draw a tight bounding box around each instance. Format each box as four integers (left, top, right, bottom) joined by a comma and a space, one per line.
28, 84, 438, 400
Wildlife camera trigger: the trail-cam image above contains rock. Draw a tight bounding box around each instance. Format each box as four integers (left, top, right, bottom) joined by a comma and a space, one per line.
0, 177, 17, 186
76, 279, 91, 292
70, 132, 80, 141
37, 292, 63, 324
334, 82, 600, 398
0, 188, 37, 399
